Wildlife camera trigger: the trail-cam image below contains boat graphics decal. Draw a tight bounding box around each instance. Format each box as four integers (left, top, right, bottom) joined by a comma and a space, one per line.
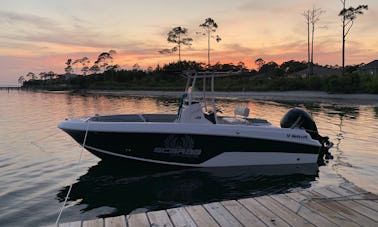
153, 135, 202, 158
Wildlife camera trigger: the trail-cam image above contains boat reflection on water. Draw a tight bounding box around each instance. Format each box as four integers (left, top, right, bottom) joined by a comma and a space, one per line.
56, 161, 317, 218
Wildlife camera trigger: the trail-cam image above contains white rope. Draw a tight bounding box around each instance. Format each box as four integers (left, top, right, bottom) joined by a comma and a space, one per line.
55, 119, 91, 225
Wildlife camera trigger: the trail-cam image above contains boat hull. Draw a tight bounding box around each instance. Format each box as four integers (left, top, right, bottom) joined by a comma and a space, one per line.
62, 129, 320, 168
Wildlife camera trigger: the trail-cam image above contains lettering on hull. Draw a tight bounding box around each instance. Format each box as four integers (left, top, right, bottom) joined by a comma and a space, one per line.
153, 135, 202, 158
287, 134, 308, 139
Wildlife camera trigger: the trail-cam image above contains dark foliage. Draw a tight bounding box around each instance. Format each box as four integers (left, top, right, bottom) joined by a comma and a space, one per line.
21, 60, 378, 94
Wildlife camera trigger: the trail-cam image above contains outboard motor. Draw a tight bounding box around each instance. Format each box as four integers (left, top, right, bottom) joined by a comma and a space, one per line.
280, 108, 333, 164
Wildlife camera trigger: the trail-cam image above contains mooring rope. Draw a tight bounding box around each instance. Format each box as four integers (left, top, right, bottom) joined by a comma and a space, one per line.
55, 119, 91, 225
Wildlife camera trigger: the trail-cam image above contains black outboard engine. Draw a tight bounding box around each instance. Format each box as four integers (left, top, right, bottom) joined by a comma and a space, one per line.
280, 108, 318, 136
280, 108, 333, 164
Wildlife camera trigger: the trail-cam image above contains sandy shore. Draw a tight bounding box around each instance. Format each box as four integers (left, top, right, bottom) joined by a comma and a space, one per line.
83, 90, 378, 105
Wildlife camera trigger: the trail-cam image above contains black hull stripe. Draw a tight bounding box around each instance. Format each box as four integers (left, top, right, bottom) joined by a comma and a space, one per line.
64, 130, 320, 165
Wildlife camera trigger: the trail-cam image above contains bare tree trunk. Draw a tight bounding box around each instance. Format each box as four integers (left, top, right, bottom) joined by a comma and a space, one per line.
310, 18, 315, 75
178, 45, 181, 63
178, 34, 182, 70
207, 31, 211, 68
341, 0, 346, 75
307, 14, 311, 77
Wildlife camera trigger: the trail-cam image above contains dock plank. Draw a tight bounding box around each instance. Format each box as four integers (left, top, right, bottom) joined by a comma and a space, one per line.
203, 202, 242, 227
167, 207, 197, 227
126, 213, 150, 227
59, 221, 82, 227
272, 194, 337, 227
82, 218, 103, 227
256, 195, 314, 226
357, 200, 378, 212
327, 185, 378, 214
47, 185, 378, 227
327, 185, 365, 199
221, 200, 265, 227
184, 205, 219, 227
239, 197, 290, 227
104, 216, 127, 227
310, 188, 378, 226
286, 191, 357, 227
270, 194, 302, 212
285, 191, 308, 202
147, 210, 173, 227
298, 191, 359, 227
340, 183, 378, 200
319, 186, 378, 218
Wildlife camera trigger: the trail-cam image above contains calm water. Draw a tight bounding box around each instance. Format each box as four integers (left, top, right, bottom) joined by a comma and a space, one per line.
0, 90, 377, 226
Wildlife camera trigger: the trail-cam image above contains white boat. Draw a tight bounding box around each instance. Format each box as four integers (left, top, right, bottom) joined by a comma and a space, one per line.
58, 71, 332, 169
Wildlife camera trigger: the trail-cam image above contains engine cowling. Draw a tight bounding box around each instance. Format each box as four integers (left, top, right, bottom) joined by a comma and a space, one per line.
280, 108, 318, 138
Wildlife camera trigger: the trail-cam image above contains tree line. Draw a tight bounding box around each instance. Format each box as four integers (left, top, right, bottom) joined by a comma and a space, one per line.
20, 58, 378, 94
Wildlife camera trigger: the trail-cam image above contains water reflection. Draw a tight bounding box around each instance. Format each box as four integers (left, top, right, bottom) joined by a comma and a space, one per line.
57, 161, 317, 218
322, 105, 360, 119
374, 107, 378, 118
2, 90, 378, 226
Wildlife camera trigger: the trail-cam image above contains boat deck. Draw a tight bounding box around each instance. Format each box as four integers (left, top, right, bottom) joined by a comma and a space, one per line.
46, 182, 378, 227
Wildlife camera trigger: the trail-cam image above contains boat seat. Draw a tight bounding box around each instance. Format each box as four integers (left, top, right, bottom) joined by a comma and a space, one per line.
221, 105, 250, 125
234, 105, 250, 118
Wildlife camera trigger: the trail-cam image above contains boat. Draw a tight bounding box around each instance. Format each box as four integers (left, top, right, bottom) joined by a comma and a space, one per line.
58, 70, 333, 169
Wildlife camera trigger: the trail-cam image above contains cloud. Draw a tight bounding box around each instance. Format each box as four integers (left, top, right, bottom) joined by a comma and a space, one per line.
223, 43, 256, 53
0, 10, 58, 29
237, 1, 308, 15
0, 11, 142, 54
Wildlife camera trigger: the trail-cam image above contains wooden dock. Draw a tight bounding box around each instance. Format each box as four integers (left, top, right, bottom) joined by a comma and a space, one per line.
49, 183, 378, 227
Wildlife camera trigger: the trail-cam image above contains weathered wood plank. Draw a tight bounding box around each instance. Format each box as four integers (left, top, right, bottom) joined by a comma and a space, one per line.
285, 191, 309, 201
59, 221, 82, 227
147, 210, 173, 227
82, 218, 103, 227
256, 195, 314, 226
203, 202, 242, 227
184, 205, 219, 227
340, 183, 378, 200
127, 213, 150, 227
298, 191, 359, 227
221, 200, 265, 227
167, 207, 197, 227
286, 191, 356, 226
344, 200, 378, 222
327, 185, 364, 198
333, 184, 378, 211
319, 186, 378, 220
357, 200, 378, 212
310, 188, 378, 226
273, 194, 337, 227
239, 198, 290, 227
104, 215, 127, 227
270, 194, 302, 212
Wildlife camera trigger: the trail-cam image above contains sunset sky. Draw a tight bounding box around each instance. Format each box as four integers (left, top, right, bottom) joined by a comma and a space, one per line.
1, 0, 377, 85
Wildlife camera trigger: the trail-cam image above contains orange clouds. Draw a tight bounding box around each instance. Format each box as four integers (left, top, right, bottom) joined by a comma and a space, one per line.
1, 0, 378, 85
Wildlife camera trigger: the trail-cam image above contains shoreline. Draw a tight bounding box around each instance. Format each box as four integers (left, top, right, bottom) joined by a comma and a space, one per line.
77, 90, 378, 105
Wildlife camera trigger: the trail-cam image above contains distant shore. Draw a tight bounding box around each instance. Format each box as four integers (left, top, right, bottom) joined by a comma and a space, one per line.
63, 89, 378, 105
